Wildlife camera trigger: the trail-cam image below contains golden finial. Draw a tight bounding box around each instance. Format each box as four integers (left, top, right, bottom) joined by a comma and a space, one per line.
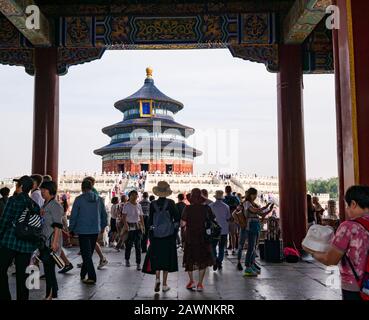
146, 67, 153, 78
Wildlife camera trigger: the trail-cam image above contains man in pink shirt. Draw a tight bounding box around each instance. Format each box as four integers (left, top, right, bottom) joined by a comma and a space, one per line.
304, 185, 369, 300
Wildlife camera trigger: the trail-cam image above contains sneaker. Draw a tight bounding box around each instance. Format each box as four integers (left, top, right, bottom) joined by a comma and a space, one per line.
125, 260, 131, 267
237, 262, 243, 271
196, 283, 204, 292
231, 250, 236, 256
136, 264, 141, 271
243, 267, 258, 277
186, 280, 196, 290
58, 263, 74, 274
77, 263, 82, 268
82, 279, 96, 285
251, 265, 261, 274
213, 264, 218, 271
217, 262, 223, 270
154, 280, 161, 292
97, 258, 108, 270
162, 285, 170, 292
253, 263, 261, 270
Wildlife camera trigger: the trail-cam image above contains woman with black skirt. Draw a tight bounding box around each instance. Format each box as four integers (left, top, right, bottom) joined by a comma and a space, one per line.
143, 181, 180, 293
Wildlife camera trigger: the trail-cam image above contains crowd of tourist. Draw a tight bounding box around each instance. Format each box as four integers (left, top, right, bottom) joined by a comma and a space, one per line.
0, 173, 368, 301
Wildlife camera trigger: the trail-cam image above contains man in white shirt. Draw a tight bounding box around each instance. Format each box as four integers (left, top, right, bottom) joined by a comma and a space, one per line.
209, 190, 231, 271
122, 190, 145, 270
30, 174, 44, 208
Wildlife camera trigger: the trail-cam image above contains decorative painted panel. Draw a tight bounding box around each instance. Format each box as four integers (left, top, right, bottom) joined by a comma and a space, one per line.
303, 20, 333, 73
58, 14, 276, 48
283, 0, 332, 44
61, 17, 94, 47
240, 13, 277, 44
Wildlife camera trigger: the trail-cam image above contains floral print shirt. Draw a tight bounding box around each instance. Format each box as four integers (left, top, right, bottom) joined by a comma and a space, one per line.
331, 214, 369, 291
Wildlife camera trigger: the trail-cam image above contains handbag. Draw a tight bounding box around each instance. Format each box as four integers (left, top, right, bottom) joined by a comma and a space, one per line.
204, 210, 221, 242
14, 200, 42, 243
39, 232, 65, 270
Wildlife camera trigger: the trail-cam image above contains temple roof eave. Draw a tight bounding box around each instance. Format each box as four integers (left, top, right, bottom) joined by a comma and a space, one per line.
93, 141, 202, 157
101, 119, 195, 137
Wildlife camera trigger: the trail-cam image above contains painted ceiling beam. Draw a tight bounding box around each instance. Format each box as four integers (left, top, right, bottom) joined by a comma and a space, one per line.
283, 0, 332, 44
0, 0, 51, 46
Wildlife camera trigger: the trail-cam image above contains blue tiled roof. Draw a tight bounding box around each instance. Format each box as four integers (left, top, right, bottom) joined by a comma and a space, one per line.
102, 117, 194, 137
114, 78, 184, 113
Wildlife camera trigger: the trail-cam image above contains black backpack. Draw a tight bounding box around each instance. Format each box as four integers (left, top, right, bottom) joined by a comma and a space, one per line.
14, 200, 42, 243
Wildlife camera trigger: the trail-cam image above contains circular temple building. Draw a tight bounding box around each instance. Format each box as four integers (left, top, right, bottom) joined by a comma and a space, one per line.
94, 67, 202, 174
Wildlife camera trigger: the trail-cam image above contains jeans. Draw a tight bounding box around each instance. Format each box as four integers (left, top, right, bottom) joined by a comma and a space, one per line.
212, 235, 228, 264
79, 234, 98, 281
237, 228, 248, 262
245, 222, 260, 268
125, 230, 142, 264
0, 247, 32, 301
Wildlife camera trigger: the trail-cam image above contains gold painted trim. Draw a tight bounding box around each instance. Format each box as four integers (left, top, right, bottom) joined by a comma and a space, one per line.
139, 100, 153, 117
346, 0, 359, 183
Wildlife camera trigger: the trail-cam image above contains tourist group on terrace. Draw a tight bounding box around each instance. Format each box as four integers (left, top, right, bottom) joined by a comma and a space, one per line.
0, 173, 368, 301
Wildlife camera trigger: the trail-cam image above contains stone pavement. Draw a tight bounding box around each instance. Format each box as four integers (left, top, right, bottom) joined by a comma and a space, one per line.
7, 247, 342, 300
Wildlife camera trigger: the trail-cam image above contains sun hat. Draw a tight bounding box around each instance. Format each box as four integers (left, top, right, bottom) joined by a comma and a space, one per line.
213, 190, 224, 200
152, 181, 172, 197
302, 225, 334, 253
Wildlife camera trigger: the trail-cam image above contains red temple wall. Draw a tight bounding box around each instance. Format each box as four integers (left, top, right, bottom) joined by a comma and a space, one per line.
102, 159, 193, 173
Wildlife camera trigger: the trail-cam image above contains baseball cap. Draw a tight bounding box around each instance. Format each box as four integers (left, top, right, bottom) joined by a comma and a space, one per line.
13, 175, 34, 192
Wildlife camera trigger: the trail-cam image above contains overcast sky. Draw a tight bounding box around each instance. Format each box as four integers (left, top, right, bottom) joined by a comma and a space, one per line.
0, 49, 337, 179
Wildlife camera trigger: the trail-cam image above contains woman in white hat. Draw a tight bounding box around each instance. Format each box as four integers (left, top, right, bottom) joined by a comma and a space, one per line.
142, 181, 180, 293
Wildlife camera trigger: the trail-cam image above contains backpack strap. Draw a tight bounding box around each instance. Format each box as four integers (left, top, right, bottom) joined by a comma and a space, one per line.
344, 217, 369, 284
344, 254, 361, 283
152, 200, 169, 214
354, 217, 369, 232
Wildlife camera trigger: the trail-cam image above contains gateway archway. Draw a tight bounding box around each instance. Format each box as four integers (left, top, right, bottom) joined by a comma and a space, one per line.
1, 0, 366, 249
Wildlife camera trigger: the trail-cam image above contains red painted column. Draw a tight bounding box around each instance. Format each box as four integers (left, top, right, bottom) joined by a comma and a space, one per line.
32, 48, 59, 182
332, 26, 346, 221
334, 0, 369, 206
277, 44, 307, 249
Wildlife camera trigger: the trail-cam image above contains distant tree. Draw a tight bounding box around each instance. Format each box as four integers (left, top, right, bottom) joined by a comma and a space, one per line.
307, 177, 338, 199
